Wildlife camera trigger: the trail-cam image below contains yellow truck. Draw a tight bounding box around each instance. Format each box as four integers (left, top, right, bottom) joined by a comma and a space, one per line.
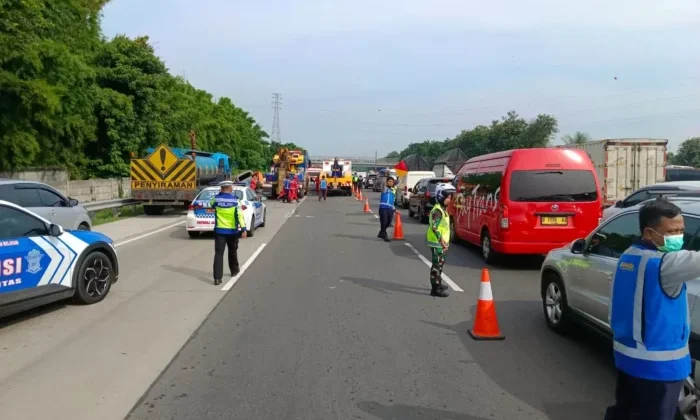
321, 158, 353, 196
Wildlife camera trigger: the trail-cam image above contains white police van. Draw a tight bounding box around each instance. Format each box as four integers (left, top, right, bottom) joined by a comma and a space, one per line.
0, 200, 118, 318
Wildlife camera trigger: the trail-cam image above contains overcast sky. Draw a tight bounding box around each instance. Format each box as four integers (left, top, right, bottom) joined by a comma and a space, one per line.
101, 0, 700, 157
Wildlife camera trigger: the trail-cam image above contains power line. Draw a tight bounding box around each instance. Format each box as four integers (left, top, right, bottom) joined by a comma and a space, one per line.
271, 93, 282, 143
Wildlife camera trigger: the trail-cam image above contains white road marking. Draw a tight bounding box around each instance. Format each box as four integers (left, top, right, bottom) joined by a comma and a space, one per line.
404, 243, 464, 292
114, 221, 185, 248
221, 243, 267, 291
373, 214, 379, 219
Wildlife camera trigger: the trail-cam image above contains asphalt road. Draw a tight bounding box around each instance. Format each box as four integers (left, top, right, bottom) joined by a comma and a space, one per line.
124, 191, 617, 420
0, 200, 297, 420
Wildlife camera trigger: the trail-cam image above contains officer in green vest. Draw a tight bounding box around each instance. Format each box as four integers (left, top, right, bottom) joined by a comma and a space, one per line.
352, 174, 358, 192
210, 181, 247, 285
426, 183, 456, 297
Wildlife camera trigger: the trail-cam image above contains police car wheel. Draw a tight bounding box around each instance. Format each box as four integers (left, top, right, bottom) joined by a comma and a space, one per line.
188, 231, 199, 238
260, 209, 266, 227
247, 216, 255, 237
541, 271, 572, 334
72, 251, 114, 305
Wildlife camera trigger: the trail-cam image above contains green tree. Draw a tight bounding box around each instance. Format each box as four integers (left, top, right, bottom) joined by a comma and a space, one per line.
561, 131, 592, 145
673, 137, 700, 167
385, 151, 400, 159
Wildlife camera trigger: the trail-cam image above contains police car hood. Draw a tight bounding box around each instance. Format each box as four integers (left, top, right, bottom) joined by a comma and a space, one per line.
67, 229, 113, 245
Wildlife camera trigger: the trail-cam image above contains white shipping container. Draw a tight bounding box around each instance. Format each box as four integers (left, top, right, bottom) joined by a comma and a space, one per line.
557, 138, 667, 205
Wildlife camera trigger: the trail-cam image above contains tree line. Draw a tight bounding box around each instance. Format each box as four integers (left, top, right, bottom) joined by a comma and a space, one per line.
384, 111, 559, 162
0, 0, 278, 180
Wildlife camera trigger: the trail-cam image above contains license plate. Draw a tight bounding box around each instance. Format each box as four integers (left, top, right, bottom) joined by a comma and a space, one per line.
541, 216, 568, 226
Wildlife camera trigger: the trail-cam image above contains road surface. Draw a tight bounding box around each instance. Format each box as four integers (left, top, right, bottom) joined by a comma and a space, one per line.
1, 193, 617, 420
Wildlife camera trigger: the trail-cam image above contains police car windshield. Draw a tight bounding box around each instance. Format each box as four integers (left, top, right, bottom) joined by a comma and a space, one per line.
196, 189, 243, 201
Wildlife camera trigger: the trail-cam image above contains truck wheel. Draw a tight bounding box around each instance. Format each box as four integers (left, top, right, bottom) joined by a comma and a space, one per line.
298, 189, 305, 199
143, 205, 165, 216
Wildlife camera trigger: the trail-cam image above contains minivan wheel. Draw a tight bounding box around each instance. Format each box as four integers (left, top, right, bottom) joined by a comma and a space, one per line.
481, 231, 497, 264
542, 271, 573, 334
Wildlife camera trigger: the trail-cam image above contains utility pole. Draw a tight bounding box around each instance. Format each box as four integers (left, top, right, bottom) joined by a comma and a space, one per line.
271, 93, 282, 144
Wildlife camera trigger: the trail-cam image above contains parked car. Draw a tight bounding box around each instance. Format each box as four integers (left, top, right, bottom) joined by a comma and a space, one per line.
602, 181, 700, 221
366, 174, 377, 189
186, 185, 266, 238
0, 180, 92, 231
408, 176, 455, 223
540, 196, 700, 419
398, 171, 435, 209
451, 148, 603, 263
0, 200, 119, 318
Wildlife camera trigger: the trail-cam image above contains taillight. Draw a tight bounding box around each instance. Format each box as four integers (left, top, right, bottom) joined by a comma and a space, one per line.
598, 206, 603, 225
241, 204, 247, 210
188, 204, 202, 211
425, 191, 430, 198
500, 204, 509, 229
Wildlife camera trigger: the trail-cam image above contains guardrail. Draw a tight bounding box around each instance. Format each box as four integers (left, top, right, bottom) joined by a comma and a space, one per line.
83, 198, 142, 215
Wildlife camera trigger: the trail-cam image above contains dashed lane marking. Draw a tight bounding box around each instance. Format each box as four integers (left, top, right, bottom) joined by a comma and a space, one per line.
114, 221, 185, 248
404, 243, 464, 292
221, 243, 267, 291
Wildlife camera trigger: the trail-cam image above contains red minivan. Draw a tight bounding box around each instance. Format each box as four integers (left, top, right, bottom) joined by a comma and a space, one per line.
450, 148, 603, 263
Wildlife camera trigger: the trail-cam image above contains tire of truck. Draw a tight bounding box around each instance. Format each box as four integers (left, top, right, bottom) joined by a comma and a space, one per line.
298, 189, 305, 199
143, 205, 165, 216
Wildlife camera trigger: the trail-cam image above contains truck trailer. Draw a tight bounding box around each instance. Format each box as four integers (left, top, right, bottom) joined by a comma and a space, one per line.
557, 138, 668, 207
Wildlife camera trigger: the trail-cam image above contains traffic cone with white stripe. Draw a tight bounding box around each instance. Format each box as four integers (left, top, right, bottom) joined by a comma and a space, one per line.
363, 197, 371, 213
468, 268, 505, 341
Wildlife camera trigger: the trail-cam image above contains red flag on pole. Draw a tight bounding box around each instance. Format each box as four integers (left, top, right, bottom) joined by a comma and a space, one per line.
394, 160, 408, 177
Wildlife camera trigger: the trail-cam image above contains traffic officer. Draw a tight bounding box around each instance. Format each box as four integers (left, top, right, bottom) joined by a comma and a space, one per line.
377, 176, 397, 242
210, 180, 247, 286
426, 183, 455, 298
606, 198, 700, 419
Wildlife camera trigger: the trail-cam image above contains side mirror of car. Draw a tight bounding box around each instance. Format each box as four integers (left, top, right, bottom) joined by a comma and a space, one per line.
49, 223, 64, 237
570, 238, 586, 254
69, 198, 79, 207
614, 200, 623, 208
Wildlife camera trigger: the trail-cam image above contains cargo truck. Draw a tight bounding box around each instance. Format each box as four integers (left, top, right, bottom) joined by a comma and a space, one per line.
262, 148, 308, 199
130, 138, 232, 215
557, 138, 668, 207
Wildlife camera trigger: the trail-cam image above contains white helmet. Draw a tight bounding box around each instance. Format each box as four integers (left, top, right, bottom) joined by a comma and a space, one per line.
435, 183, 456, 203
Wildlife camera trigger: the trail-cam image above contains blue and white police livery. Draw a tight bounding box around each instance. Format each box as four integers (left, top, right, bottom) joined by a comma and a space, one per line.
610, 243, 691, 382
185, 184, 266, 238
379, 185, 397, 210
0, 200, 119, 318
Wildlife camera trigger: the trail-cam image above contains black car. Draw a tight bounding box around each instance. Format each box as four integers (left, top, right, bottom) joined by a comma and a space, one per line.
408, 177, 455, 223
366, 174, 377, 189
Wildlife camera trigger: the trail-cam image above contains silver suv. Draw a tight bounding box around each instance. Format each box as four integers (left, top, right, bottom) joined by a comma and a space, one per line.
540, 196, 700, 418
0, 180, 92, 230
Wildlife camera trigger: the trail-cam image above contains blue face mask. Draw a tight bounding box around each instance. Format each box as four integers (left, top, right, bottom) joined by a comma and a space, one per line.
653, 229, 684, 252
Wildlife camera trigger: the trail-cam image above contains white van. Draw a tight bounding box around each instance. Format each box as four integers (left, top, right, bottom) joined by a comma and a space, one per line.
398, 171, 435, 208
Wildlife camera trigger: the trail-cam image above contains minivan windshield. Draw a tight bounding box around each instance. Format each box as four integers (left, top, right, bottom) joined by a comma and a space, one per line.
509, 170, 598, 202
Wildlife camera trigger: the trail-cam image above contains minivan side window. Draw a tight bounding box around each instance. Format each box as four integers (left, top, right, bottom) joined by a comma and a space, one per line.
623, 190, 651, 207
8, 187, 42, 208
0, 206, 49, 239
509, 170, 598, 202
587, 213, 640, 258
461, 171, 503, 209
37, 188, 67, 207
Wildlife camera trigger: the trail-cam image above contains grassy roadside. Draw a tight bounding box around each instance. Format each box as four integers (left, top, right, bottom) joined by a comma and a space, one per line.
92, 204, 145, 226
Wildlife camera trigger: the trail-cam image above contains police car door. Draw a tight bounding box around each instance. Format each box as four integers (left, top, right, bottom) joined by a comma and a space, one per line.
246, 189, 261, 224
0, 204, 74, 307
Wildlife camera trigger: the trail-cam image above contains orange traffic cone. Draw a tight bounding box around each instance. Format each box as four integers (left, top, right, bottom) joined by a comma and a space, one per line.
392, 212, 404, 240
358, 189, 363, 200
468, 268, 505, 341
355, 187, 360, 200
363, 197, 371, 213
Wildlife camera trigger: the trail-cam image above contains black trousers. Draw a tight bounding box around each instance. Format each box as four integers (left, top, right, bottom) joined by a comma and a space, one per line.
378, 208, 393, 238
604, 370, 683, 420
213, 233, 240, 281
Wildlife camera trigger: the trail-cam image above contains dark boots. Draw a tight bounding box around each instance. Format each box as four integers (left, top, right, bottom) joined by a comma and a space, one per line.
430, 283, 449, 297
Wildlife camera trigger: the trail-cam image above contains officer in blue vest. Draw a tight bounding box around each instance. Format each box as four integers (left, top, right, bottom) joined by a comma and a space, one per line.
606, 198, 700, 419
377, 176, 397, 242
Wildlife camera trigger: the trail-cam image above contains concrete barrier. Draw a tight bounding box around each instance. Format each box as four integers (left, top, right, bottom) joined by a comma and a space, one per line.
0, 169, 131, 204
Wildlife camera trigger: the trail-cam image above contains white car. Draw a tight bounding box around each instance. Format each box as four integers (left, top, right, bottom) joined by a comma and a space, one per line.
186, 185, 266, 238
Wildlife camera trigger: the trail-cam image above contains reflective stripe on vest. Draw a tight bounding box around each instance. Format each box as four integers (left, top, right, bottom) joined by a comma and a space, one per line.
379, 187, 396, 209
610, 245, 690, 381
426, 204, 449, 248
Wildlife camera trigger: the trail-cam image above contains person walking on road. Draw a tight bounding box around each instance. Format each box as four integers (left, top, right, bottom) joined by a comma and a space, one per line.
358, 174, 364, 190
377, 176, 398, 242
289, 174, 299, 203
319, 175, 328, 201
210, 181, 247, 286
281, 174, 291, 203
605, 198, 700, 420
352, 173, 358, 193
426, 183, 455, 298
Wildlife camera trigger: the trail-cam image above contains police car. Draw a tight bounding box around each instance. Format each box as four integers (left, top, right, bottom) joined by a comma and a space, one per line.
0, 200, 119, 318
185, 184, 266, 238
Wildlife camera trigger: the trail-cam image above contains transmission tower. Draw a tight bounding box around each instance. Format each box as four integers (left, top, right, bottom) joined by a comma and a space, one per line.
271, 93, 282, 143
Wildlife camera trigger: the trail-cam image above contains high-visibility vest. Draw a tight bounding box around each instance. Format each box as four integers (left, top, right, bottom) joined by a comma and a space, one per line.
426, 204, 450, 248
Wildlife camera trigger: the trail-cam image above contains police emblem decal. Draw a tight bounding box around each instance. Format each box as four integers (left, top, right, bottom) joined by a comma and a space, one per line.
25, 249, 44, 274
